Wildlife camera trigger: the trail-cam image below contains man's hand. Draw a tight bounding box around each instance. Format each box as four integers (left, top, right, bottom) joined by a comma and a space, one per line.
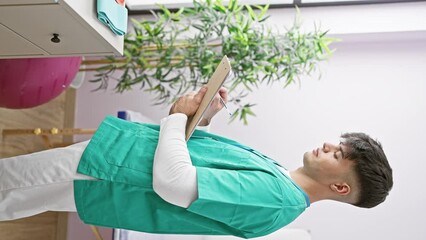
199, 87, 228, 126
169, 87, 208, 117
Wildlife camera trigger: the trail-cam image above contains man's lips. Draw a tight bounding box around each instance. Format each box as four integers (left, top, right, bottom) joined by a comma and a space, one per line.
312, 148, 319, 157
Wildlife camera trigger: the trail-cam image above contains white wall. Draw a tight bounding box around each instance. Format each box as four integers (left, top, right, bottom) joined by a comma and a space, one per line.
273, 36, 426, 240
267, 1, 426, 34
74, 3, 426, 240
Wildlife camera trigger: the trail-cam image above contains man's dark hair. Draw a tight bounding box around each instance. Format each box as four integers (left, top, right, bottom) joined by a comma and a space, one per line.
341, 132, 393, 208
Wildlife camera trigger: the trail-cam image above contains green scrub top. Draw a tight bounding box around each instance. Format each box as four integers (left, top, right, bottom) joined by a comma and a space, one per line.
74, 116, 309, 239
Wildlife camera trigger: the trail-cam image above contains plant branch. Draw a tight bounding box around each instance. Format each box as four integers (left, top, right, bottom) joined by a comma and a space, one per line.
87, 0, 336, 124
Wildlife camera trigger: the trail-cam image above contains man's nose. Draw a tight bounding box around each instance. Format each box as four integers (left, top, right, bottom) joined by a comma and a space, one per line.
323, 142, 336, 152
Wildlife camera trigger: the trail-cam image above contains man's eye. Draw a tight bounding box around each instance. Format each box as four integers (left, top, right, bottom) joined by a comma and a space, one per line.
339, 146, 344, 159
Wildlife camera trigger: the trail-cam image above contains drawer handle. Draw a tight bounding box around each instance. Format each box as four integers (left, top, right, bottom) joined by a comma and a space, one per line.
51, 33, 61, 43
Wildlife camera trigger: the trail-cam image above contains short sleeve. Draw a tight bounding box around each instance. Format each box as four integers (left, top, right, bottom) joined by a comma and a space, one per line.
187, 166, 284, 236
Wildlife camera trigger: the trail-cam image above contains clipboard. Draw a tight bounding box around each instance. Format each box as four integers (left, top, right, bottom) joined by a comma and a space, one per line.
185, 56, 232, 141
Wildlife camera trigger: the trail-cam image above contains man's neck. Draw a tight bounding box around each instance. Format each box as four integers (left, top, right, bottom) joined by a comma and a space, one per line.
290, 167, 330, 204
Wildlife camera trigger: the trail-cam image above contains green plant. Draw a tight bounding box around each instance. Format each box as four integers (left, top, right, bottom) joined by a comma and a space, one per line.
86, 0, 336, 124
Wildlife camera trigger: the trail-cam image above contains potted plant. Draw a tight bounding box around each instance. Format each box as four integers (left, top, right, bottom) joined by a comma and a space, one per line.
82, 0, 336, 124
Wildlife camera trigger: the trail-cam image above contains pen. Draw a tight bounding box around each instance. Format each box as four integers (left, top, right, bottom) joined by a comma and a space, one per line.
220, 97, 232, 116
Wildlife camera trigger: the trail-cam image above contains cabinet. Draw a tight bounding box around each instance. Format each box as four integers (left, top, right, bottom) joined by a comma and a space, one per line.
0, 0, 124, 59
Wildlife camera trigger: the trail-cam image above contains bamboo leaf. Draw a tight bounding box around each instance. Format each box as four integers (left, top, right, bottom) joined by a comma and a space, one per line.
229, 109, 240, 123
245, 5, 256, 21
158, 4, 171, 17
258, 15, 270, 23
213, 1, 227, 13
228, 0, 236, 11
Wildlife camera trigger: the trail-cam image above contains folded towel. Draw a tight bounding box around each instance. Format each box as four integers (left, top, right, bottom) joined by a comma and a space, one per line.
97, 0, 128, 36
116, 0, 125, 6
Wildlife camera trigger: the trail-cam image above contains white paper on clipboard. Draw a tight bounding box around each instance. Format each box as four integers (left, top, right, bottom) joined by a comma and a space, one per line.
185, 56, 232, 141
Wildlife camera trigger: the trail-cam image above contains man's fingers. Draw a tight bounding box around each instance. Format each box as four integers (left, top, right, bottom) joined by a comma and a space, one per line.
187, 91, 197, 97
194, 86, 208, 102
218, 87, 228, 103
210, 95, 221, 108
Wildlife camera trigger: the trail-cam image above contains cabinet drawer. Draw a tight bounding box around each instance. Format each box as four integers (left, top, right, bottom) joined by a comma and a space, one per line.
0, 0, 56, 5
0, 4, 113, 56
0, 23, 45, 57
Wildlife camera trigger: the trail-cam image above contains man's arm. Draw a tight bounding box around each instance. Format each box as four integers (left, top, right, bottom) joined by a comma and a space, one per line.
153, 87, 228, 208
152, 113, 198, 208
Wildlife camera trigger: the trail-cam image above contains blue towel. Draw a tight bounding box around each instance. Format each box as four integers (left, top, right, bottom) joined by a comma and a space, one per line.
97, 0, 128, 36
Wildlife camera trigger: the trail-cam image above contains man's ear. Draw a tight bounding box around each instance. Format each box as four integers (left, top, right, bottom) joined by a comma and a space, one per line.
330, 183, 351, 196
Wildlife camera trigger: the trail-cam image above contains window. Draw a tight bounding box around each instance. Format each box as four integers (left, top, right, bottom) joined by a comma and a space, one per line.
126, 0, 426, 11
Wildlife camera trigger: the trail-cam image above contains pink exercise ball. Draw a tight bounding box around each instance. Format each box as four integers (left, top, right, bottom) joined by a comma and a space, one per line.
0, 57, 82, 109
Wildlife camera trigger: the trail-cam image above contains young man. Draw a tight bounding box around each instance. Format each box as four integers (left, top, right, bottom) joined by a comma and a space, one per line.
0, 87, 392, 238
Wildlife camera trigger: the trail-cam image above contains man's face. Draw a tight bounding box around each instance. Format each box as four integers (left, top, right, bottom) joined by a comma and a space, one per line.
303, 142, 355, 184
